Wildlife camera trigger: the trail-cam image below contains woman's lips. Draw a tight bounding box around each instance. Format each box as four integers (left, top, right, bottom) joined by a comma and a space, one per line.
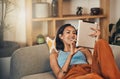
70, 38, 77, 42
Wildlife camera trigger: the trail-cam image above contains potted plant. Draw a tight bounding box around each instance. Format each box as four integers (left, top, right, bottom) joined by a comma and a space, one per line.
0, 0, 19, 58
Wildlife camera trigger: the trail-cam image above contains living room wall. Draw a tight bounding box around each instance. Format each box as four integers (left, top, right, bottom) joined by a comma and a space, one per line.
110, 0, 120, 23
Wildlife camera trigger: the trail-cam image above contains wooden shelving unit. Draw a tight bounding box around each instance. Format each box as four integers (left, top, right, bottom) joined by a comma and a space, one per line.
32, 15, 106, 21
25, 0, 110, 46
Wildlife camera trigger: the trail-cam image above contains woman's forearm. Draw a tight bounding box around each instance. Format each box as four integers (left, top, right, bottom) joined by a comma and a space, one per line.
57, 54, 73, 79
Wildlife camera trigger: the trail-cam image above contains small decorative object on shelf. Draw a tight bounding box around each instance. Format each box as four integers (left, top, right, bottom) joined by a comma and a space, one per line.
51, 0, 58, 17
90, 7, 101, 15
76, 7, 83, 16
36, 34, 46, 44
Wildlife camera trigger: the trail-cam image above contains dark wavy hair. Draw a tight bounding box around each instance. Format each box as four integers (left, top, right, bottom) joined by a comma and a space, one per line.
56, 24, 76, 51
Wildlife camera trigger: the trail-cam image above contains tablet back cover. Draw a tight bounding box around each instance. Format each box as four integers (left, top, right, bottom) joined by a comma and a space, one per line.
76, 20, 98, 48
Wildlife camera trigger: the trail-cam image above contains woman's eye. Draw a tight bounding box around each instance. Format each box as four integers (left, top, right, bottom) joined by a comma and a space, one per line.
73, 32, 76, 34
73, 32, 77, 34
66, 31, 70, 34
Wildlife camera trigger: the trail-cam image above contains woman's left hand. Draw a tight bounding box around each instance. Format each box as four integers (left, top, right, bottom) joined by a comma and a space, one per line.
89, 27, 101, 39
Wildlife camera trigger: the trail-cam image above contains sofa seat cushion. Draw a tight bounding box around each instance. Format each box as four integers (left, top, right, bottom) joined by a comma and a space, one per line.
21, 71, 55, 79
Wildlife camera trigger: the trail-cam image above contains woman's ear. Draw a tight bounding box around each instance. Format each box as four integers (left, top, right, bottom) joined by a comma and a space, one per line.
59, 34, 63, 39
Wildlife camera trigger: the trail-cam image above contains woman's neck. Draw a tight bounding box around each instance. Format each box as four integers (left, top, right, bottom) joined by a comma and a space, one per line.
64, 44, 71, 52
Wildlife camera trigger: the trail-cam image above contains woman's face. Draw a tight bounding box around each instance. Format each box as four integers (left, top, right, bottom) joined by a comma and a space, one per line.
59, 26, 77, 45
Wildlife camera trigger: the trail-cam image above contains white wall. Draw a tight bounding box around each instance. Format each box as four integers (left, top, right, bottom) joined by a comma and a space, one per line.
110, 0, 120, 23
15, 0, 26, 46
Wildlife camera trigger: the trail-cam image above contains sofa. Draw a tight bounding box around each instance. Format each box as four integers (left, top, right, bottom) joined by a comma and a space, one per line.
9, 43, 120, 79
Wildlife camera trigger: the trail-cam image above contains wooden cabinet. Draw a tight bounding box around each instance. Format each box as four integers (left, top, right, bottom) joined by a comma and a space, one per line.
25, 0, 110, 46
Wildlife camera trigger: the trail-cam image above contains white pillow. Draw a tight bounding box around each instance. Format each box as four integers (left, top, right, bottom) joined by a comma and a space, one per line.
46, 37, 57, 53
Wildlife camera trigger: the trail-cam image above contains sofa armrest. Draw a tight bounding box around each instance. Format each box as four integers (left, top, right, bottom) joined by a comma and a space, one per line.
10, 43, 52, 79
110, 45, 120, 70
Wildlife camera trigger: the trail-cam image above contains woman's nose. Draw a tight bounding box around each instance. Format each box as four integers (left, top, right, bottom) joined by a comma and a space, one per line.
71, 34, 76, 38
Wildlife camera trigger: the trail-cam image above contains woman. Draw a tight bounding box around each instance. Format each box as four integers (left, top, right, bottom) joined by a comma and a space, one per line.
50, 24, 120, 79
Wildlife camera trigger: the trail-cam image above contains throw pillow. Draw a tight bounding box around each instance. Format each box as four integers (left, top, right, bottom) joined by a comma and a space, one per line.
46, 37, 57, 53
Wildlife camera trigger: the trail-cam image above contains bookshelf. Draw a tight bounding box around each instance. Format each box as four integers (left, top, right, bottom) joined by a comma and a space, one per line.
25, 0, 110, 46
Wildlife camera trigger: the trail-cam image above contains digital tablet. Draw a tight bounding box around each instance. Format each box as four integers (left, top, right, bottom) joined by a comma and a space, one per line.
76, 20, 98, 48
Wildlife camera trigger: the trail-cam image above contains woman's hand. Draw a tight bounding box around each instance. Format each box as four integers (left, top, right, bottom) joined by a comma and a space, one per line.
70, 39, 78, 56
89, 27, 101, 40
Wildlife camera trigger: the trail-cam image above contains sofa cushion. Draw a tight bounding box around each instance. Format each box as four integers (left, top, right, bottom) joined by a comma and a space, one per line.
21, 71, 55, 79
110, 45, 120, 70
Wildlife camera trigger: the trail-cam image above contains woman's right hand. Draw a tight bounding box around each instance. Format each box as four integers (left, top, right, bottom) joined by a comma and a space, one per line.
70, 39, 79, 56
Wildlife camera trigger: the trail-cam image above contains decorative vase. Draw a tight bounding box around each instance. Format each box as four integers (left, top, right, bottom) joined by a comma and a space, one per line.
51, 0, 58, 17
